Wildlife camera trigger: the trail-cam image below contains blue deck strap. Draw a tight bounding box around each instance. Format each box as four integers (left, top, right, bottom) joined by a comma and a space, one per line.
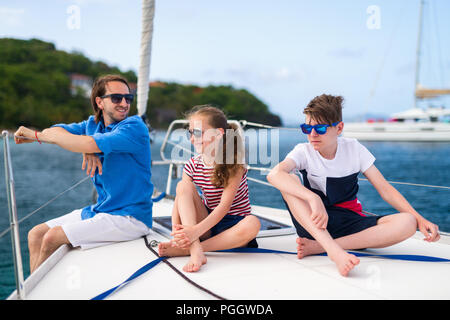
91, 256, 167, 300
151, 192, 166, 203
92, 245, 449, 300
219, 247, 450, 262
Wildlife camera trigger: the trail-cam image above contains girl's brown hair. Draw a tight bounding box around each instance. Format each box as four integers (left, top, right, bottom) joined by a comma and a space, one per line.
90, 74, 131, 123
186, 105, 245, 188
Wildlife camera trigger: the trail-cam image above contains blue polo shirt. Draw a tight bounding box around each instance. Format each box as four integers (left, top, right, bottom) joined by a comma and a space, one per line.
53, 115, 153, 228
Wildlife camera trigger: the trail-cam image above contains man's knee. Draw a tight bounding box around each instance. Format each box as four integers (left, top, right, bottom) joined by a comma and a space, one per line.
40, 226, 69, 254
28, 224, 50, 247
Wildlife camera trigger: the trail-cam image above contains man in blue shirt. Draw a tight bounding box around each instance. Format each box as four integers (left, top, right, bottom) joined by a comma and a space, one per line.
14, 74, 154, 273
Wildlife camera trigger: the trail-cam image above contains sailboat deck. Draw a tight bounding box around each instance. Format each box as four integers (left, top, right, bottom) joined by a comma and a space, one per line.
10, 198, 450, 300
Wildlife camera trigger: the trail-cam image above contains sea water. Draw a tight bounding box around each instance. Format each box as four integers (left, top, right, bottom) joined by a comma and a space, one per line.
0, 130, 449, 299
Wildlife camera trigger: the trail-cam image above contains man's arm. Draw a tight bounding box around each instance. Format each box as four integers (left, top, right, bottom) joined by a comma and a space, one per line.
15, 126, 101, 154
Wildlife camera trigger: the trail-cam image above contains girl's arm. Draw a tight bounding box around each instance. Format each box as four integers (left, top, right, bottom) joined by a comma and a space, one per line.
363, 164, 440, 242
267, 159, 328, 229
172, 167, 246, 243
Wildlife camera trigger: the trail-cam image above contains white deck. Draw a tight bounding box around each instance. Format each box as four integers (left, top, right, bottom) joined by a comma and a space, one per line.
9, 198, 450, 300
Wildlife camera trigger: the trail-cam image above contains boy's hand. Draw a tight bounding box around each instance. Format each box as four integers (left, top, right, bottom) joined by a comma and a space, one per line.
417, 217, 440, 242
14, 126, 37, 144
309, 196, 328, 229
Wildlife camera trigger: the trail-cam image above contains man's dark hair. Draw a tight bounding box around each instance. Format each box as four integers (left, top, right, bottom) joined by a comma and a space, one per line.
90, 74, 131, 123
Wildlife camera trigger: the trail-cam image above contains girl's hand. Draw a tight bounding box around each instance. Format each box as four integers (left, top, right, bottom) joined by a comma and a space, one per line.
417, 216, 440, 242
171, 224, 200, 248
82, 153, 102, 177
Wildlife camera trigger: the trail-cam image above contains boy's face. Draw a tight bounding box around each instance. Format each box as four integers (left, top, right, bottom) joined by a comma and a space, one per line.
305, 115, 344, 152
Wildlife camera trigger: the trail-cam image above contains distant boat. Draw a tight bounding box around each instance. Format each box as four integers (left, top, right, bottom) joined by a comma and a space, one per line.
344, 0, 450, 142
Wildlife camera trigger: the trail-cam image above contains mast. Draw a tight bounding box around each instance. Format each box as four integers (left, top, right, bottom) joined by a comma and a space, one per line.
137, 0, 155, 120
414, 0, 424, 108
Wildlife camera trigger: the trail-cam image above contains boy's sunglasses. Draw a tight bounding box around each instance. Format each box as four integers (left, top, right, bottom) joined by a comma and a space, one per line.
187, 128, 203, 139
101, 93, 134, 104
300, 121, 340, 135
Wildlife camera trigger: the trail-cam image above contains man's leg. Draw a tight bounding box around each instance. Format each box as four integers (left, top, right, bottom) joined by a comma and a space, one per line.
31, 226, 70, 273
28, 223, 50, 273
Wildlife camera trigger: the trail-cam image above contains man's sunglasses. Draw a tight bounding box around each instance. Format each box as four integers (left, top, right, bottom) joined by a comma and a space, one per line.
300, 121, 340, 135
101, 94, 134, 104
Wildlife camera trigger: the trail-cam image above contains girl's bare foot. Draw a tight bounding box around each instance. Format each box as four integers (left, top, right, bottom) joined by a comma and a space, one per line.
184, 241, 207, 272
158, 241, 189, 257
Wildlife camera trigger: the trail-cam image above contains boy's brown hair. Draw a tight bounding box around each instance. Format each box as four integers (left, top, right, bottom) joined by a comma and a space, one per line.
90, 74, 131, 123
303, 94, 343, 124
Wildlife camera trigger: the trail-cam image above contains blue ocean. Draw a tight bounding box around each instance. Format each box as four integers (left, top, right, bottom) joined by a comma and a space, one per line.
0, 130, 449, 299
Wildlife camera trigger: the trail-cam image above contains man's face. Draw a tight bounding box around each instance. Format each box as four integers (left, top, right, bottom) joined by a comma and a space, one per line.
96, 81, 131, 126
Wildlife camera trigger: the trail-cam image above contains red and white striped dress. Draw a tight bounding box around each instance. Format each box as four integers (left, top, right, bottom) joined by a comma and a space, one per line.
183, 155, 252, 216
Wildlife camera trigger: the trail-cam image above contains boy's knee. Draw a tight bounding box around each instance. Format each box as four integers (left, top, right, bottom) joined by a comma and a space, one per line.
402, 213, 418, 236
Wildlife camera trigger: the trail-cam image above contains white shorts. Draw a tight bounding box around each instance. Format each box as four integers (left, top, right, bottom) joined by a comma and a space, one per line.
45, 209, 151, 250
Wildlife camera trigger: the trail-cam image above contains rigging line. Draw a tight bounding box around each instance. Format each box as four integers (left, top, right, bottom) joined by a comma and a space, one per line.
143, 237, 227, 300
0, 175, 91, 240
358, 178, 450, 190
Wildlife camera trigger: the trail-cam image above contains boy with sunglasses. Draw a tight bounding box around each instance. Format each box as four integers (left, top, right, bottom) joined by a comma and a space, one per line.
14, 74, 154, 273
267, 94, 440, 277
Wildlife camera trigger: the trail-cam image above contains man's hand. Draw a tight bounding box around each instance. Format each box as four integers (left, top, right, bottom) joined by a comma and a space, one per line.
14, 126, 38, 144
82, 153, 102, 177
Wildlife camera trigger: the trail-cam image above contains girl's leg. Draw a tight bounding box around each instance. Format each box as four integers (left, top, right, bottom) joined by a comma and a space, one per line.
282, 192, 359, 277
159, 215, 260, 260
160, 180, 209, 272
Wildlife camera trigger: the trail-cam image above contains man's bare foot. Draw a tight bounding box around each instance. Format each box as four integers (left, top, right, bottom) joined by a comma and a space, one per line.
328, 250, 360, 277
158, 241, 189, 257
183, 249, 207, 272
296, 237, 324, 258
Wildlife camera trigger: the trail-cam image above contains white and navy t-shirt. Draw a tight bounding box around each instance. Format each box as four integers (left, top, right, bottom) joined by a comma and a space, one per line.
183, 155, 252, 216
285, 137, 375, 216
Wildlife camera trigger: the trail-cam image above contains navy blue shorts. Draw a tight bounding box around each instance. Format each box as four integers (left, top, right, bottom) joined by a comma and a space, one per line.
207, 207, 258, 248
283, 199, 382, 241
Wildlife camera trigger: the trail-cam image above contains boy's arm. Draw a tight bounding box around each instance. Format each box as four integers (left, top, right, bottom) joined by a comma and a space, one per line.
15, 126, 101, 154
267, 159, 328, 229
363, 164, 440, 242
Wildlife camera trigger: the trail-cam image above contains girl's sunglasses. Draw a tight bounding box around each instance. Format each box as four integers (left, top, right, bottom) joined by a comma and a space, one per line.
101, 93, 134, 104
300, 121, 340, 135
187, 128, 203, 139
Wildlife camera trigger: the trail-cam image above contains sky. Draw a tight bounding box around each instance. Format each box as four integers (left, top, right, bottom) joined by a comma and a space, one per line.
1, 0, 449, 125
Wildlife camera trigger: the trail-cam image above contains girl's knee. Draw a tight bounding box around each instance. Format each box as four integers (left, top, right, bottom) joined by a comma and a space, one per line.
176, 180, 195, 195
239, 215, 261, 239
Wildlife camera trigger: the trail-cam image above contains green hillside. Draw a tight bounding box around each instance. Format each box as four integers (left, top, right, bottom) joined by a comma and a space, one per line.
0, 38, 281, 129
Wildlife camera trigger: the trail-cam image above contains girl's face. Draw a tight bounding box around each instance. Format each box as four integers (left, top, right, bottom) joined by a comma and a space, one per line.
188, 115, 224, 157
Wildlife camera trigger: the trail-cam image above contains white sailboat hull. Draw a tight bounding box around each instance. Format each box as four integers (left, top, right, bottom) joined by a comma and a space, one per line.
343, 122, 450, 141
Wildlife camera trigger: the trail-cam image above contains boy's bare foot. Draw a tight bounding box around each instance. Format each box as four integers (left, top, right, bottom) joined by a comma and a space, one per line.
328, 250, 360, 277
296, 237, 324, 258
296, 237, 359, 276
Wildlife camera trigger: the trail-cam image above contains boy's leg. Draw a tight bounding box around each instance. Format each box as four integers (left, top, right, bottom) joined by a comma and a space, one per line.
33, 226, 70, 273
297, 212, 417, 255
282, 192, 359, 276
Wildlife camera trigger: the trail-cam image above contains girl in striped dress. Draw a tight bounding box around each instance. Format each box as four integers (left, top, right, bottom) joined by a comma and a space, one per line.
158, 105, 261, 272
